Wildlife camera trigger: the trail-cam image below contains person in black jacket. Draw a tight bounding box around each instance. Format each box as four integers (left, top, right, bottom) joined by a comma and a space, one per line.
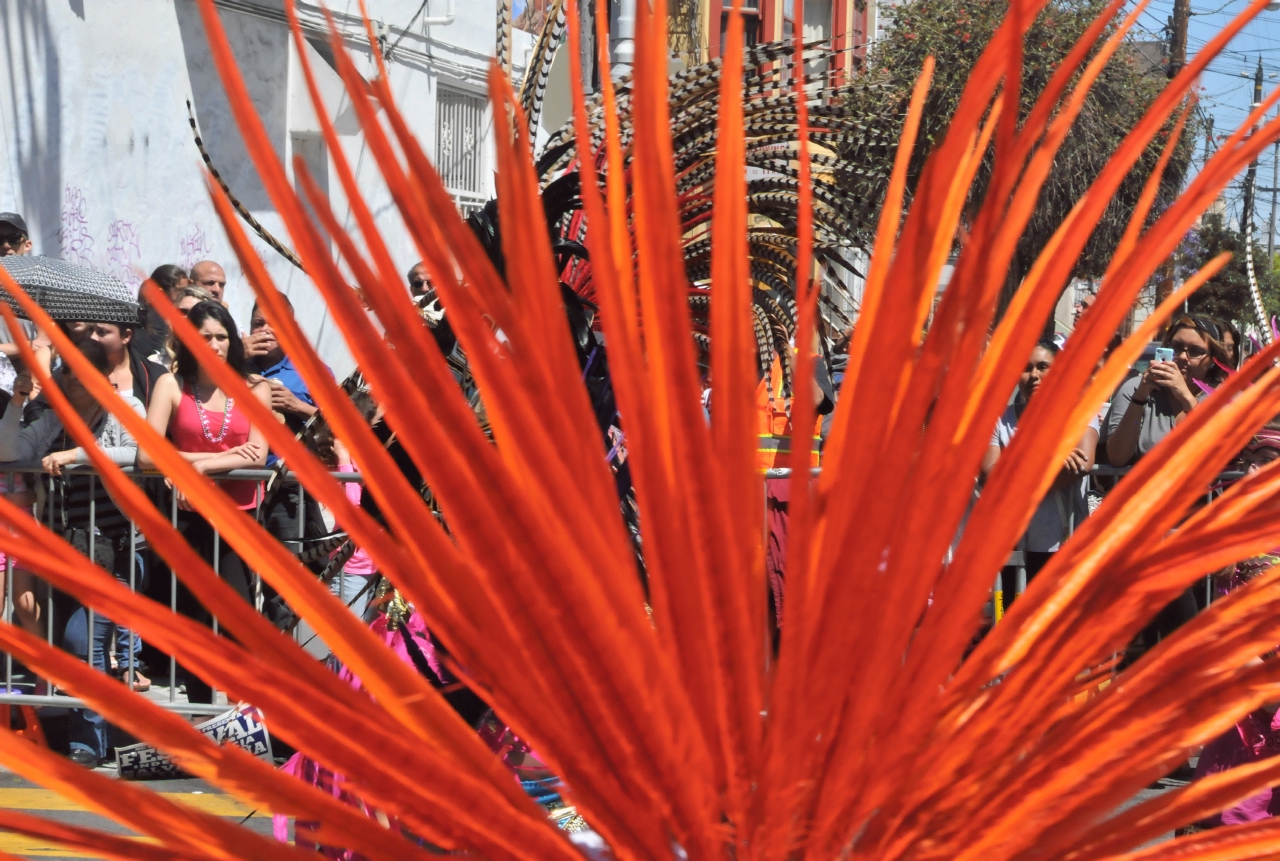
75, 321, 172, 410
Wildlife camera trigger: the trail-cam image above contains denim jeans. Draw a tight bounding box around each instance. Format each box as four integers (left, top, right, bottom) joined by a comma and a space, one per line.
62, 551, 145, 759
329, 572, 373, 623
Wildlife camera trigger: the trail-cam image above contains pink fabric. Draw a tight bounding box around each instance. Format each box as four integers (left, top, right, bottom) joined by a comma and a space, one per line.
169, 383, 259, 508
335, 463, 374, 577
1195, 707, 1280, 824
273, 612, 448, 855
276, 753, 397, 860
337, 612, 446, 688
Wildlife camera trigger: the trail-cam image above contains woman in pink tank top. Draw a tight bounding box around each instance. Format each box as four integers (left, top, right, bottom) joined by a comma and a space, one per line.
139, 301, 272, 704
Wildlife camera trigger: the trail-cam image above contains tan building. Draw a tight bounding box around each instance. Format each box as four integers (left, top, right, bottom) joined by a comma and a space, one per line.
671, 0, 874, 77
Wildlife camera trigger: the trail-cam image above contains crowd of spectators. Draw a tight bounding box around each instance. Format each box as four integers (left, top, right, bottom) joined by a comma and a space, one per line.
0, 204, 1269, 792
0, 210, 380, 765
977, 313, 1241, 616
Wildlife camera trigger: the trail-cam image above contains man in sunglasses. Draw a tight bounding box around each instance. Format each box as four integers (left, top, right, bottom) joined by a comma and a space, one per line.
0, 213, 31, 257
407, 261, 430, 299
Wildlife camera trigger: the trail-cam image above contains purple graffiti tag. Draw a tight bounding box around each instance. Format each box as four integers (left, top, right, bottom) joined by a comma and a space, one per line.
59, 185, 94, 265
105, 219, 142, 287
178, 222, 213, 270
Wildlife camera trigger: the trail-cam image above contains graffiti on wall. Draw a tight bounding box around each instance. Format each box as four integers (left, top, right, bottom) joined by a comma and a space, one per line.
105, 219, 142, 287
59, 185, 94, 266
178, 222, 214, 271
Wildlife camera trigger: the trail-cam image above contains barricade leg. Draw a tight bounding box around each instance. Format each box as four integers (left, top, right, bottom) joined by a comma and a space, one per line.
170, 492, 178, 704
45, 474, 54, 696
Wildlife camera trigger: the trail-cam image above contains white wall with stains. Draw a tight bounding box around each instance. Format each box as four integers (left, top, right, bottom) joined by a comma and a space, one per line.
0, 0, 527, 379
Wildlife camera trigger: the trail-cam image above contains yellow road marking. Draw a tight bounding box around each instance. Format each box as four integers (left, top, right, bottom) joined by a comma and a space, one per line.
0, 832, 155, 857
0, 788, 251, 817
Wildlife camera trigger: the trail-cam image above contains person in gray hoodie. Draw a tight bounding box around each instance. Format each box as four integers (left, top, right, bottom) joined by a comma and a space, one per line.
0, 338, 146, 768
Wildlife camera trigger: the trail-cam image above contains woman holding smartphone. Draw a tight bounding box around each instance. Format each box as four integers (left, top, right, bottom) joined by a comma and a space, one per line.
1102, 315, 1230, 467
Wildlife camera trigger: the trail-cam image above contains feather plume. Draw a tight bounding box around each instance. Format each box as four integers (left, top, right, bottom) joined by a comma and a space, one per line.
2, 0, 1280, 858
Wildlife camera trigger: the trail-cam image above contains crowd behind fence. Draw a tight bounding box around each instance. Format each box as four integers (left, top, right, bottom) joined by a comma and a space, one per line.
0, 465, 362, 716
0, 461, 1244, 715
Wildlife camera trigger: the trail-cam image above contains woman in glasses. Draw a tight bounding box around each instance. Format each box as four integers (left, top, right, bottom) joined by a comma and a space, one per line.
1102, 315, 1231, 467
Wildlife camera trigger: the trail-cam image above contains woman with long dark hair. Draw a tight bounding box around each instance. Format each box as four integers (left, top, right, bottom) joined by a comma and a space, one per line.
1102, 315, 1231, 467
134, 265, 190, 364
139, 301, 270, 703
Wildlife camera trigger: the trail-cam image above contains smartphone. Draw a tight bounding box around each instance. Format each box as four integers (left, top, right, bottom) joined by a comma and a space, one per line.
1154, 347, 1174, 363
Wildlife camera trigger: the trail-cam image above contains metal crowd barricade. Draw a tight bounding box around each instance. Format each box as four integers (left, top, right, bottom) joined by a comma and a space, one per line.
763, 464, 1244, 620
0, 463, 362, 716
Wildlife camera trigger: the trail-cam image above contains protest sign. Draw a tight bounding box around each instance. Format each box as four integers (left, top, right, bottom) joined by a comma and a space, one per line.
116, 704, 272, 780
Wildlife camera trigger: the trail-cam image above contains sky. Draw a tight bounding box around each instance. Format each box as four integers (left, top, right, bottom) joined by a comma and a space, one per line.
1136, 0, 1280, 230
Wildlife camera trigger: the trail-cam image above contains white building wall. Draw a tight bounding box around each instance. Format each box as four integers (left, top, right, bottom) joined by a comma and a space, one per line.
0, 0, 517, 378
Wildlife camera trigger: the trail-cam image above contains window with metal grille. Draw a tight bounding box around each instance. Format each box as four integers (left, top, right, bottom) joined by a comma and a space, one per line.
436, 85, 487, 216
719, 0, 763, 56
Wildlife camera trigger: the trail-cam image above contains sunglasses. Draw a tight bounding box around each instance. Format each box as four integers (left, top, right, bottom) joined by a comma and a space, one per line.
1171, 315, 1221, 341
0, 234, 26, 247
410, 278, 428, 289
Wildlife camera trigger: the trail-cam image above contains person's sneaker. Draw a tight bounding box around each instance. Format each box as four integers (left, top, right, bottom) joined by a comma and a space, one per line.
67, 749, 100, 769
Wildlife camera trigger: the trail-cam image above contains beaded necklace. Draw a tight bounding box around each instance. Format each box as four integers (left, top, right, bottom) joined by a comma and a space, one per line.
192, 383, 234, 444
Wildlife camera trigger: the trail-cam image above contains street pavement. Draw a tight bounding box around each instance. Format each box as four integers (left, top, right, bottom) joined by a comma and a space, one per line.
0, 768, 1183, 859
1119, 778, 1184, 848
0, 767, 276, 858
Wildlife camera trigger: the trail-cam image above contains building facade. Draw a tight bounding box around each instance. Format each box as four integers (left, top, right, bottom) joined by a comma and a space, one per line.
0, 0, 532, 376
701, 0, 873, 82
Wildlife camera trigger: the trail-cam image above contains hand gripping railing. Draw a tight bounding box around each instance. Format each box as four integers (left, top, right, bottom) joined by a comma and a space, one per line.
0, 464, 362, 717
0, 460, 1243, 718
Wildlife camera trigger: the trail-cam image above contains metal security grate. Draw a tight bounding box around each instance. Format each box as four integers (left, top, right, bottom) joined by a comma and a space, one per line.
436, 85, 487, 216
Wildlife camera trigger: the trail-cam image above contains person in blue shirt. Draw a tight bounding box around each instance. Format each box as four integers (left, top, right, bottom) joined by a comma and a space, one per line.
244, 295, 332, 626
244, 295, 328, 434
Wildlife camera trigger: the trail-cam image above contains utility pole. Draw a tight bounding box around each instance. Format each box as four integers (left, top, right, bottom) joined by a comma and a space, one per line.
1269, 130, 1279, 262
1153, 0, 1191, 333
1168, 0, 1189, 78
1154, 0, 1191, 321
1244, 58, 1263, 246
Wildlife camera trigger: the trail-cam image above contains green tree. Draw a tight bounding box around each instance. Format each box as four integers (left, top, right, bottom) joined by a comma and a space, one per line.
1176, 211, 1280, 331
845, 0, 1196, 324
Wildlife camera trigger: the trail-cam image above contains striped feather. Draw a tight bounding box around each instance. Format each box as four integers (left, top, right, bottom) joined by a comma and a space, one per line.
186, 100, 305, 272
496, 0, 513, 77
518, 0, 568, 137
